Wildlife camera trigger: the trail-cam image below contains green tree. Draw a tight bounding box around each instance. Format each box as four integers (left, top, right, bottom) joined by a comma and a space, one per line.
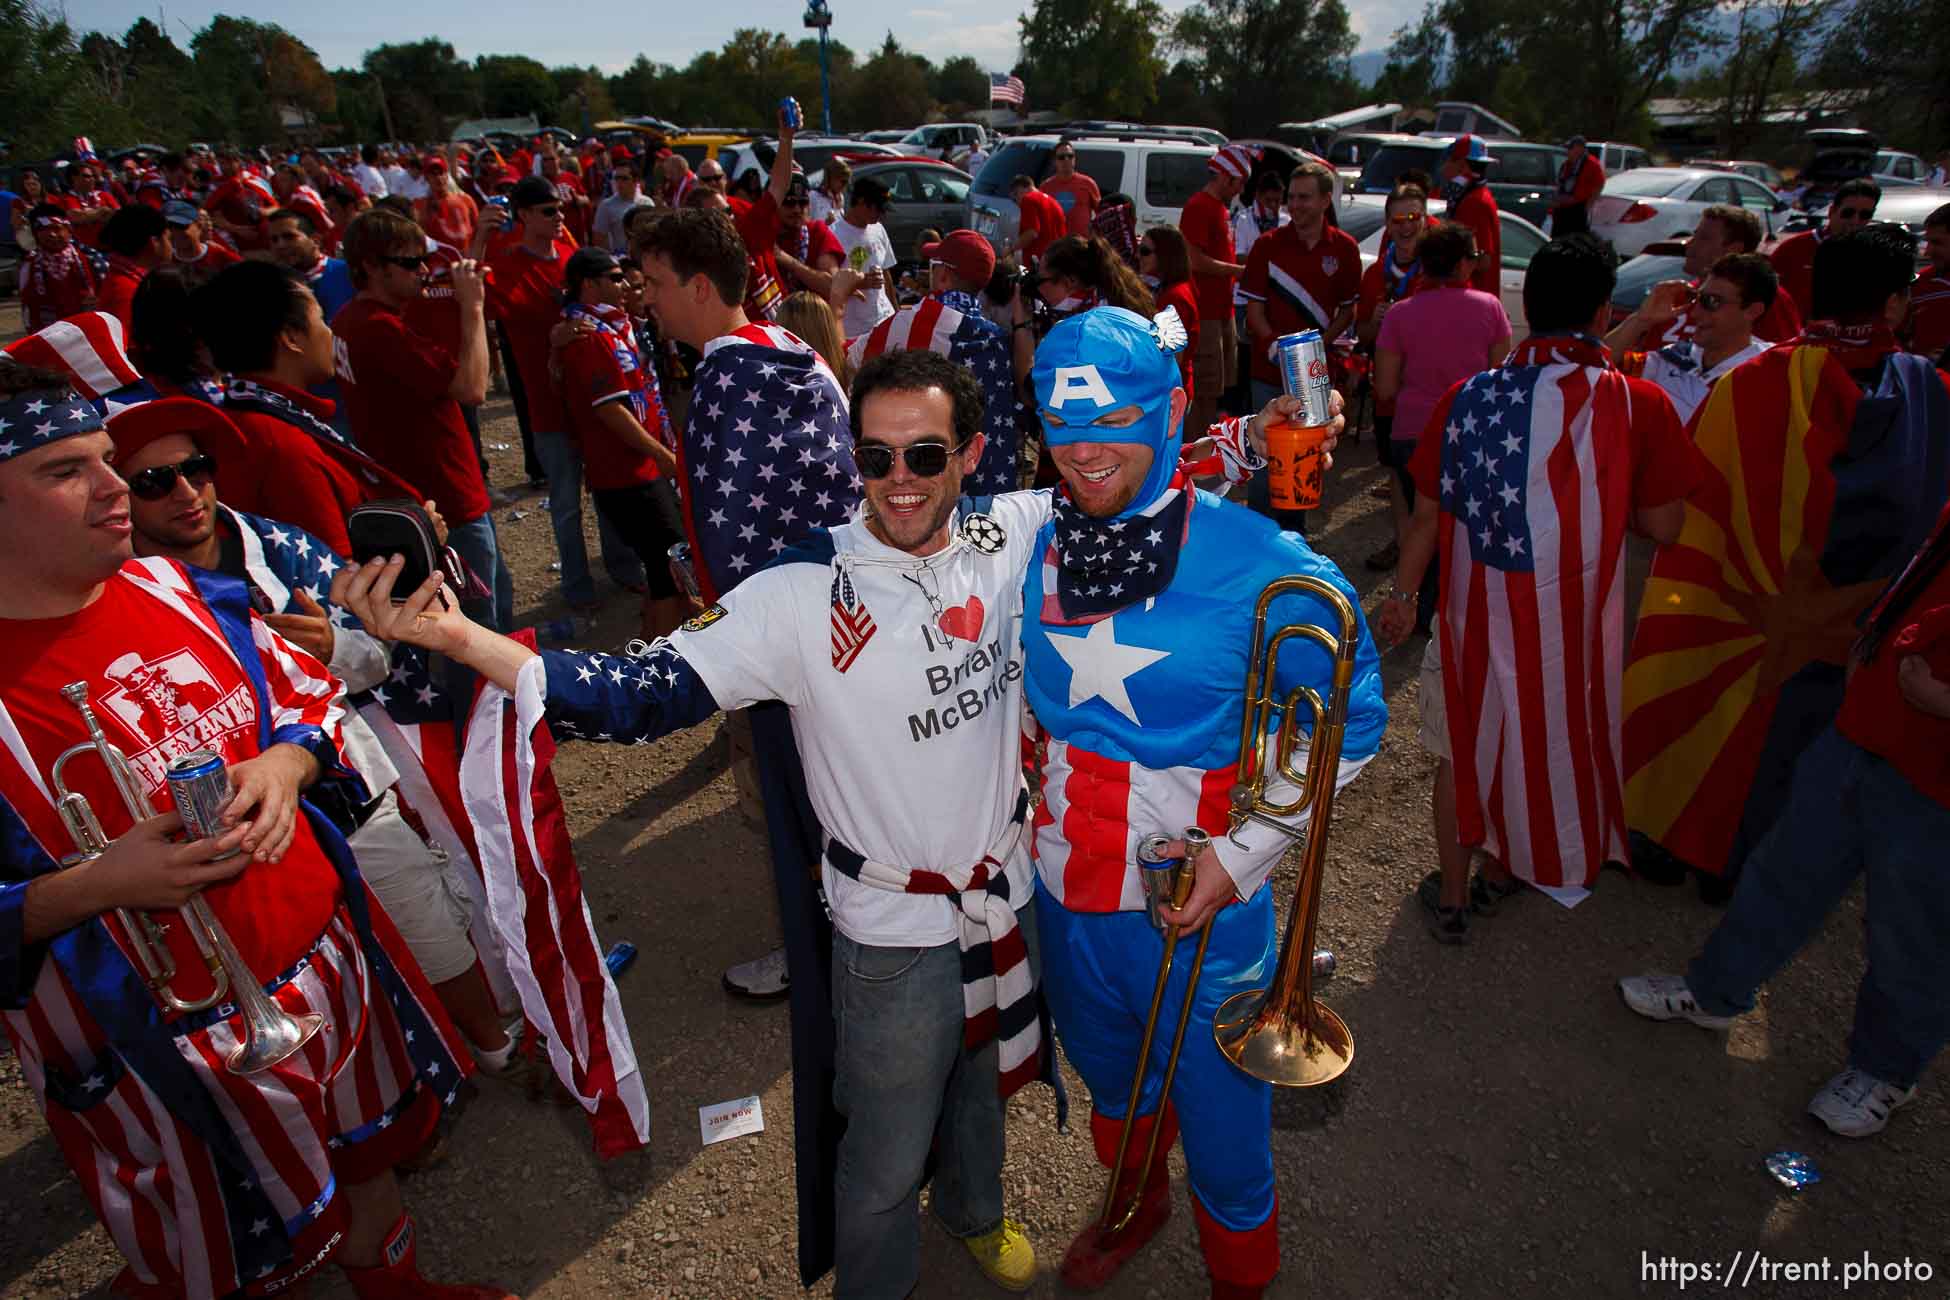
1172, 0, 1358, 134
477, 54, 557, 120
551, 66, 617, 133
1372, 3, 1448, 106
1815, 0, 1950, 148
1709, 0, 1835, 155
843, 34, 934, 127
189, 16, 333, 144
931, 55, 989, 116
1018, 0, 1166, 118
364, 41, 479, 141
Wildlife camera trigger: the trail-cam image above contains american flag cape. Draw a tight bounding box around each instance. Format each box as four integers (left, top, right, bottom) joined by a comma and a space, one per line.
845, 293, 1022, 495
679, 322, 860, 600
4, 311, 143, 400
349, 635, 651, 1158
1623, 342, 1950, 876
1430, 335, 1654, 896
0, 561, 468, 1298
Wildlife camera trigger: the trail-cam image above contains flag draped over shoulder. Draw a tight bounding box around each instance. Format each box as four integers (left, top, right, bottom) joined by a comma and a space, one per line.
1432, 336, 1658, 895
679, 324, 859, 601
360, 636, 651, 1158
1623, 342, 1950, 875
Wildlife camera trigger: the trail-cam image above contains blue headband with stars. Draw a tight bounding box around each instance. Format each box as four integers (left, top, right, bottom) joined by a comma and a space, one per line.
0, 385, 105, 462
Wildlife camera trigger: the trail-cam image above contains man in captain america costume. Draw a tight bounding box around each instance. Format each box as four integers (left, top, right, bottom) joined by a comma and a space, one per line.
1020, 308, 1388, 1298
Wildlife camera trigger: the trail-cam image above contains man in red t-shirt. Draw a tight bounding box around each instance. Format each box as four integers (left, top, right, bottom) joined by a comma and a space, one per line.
1770, 177, 1880, 323
334, 207, 514, 631
484, 177, 641, 612
419, 156, 478, 251
64, 160, 121, 249
1607, 204, 1802, 354
1621, 499, 1950, 1139
1040, 144, 1101, 239
162, 200, 241, 286
1441, 135, 1500, 295
1180, 145, 1253, 436
1906, 202, 1950, 360
1547, 136, 1606, 237
94, 204, 170, 329
728, 107, 804, 324
540, 152, 591, 246
556, 248, 687, 639
207, 148, 272, 252
1010, 175, 1068, 266
0, 366, 503, 1300
775, 174, 846, 295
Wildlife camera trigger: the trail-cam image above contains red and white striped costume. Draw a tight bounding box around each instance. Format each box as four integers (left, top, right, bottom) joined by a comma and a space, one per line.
0, 558, 470, 1299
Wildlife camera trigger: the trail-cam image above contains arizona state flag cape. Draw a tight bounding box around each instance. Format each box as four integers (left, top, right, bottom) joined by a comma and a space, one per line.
1623, 337, 1950, 875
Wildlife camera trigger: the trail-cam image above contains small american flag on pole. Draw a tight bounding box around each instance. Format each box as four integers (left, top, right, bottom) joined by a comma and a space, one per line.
990, 73, 1026, 106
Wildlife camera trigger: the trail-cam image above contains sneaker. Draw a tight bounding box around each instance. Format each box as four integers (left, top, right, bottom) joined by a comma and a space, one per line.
962, 1218, 1035, 1293
1616, 974, 1735, 1029
1807, 1068, 1916, 1138
1428, 903, 1470, 944
722, 947, 790, 1002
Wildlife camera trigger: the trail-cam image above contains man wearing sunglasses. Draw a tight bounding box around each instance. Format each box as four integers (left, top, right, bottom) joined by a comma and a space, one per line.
484, 175, 647, 615
1617, 253, 1777, 425
1606, 204, 1803, 355
1770, 176, 1880, 322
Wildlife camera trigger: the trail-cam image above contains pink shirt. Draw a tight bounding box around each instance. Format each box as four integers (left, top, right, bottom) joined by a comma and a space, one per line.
1377, 285, 1512, 446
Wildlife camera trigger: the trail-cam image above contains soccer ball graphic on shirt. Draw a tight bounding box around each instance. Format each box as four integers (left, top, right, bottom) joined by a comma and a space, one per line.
97, 649, 224, 745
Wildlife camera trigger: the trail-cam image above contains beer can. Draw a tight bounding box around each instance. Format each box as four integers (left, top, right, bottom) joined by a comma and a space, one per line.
1274, 329, 1334, 427
779, 96, 803, 131
604, 941, 639, 977
1137, 833, 1178, 931
165, 751, 242, 861
1312, 949, 1337, 979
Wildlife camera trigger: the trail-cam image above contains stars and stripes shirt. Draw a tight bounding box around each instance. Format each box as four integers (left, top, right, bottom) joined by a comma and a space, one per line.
1407, 334, 1704, 895
845, 290, 1022, 494
680, 323, 861, 601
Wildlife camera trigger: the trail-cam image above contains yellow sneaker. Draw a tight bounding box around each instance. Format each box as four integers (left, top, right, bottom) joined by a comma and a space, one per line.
962, 1217, 1036, 1292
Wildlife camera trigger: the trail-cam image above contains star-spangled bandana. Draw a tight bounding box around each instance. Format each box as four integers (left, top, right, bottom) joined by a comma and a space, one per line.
1381, 243, 1422, 303
1042, 470, 1193, 626
223, 377, 358, 451
0, 384, 105, 462
564, 301, 669, 437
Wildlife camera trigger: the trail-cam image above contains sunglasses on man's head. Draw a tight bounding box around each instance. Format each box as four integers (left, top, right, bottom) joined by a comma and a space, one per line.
126, 453, 217, 500
856, 438, 969, 479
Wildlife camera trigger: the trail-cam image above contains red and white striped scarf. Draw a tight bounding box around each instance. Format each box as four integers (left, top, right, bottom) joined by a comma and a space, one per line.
823, 790, 1041, 1096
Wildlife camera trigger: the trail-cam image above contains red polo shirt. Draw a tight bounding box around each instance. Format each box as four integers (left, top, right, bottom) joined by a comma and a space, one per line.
1239, 223, 1363, 384
333, 296, 492, 527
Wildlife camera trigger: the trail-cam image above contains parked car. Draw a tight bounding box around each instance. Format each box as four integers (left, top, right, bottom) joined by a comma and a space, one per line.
1780, 188, 1950, 267
1225, 139, 1346, 208
1429, 101, 1522, 139
965, 131, 1219, 254
1589, 166, 1788, 257
898, 123, 991, 162
722, 136, 906, 186
1063, 121, 1229, 148
859, 130, 911, 145
664, 132, 751, 170
1793, 127, 1880, 211
1357, 208, 1549, 343
839, 160, 973, 265
1874, 150, 1931, 185
1588, 141, 1652, 175
1323, 132, 1399, 187
1609, 240, 1688, 324
1269, 103, 1404, 158
1350, 136, 1564, 226
1689, 158, 1788, 191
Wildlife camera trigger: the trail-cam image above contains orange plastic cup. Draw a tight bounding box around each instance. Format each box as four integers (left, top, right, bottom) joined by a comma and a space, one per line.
1265, 418, 1329, 510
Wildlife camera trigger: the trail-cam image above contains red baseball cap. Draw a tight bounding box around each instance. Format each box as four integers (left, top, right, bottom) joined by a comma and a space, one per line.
920, 229, 996, 286
424, 156, 448, 174
105, 397, 246, 468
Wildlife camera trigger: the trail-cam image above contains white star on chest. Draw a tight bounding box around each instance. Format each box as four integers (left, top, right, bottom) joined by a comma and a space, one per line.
1045, 617, 1170, 725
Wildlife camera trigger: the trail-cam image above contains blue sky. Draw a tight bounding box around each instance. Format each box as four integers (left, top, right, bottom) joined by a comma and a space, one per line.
56, 0, 1415, 75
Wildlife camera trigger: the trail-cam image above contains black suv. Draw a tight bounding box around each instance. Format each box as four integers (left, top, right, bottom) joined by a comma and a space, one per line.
1353, 137, 1566, 226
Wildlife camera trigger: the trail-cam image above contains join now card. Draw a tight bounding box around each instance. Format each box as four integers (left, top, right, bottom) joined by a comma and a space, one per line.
698, 1095, 765, 1146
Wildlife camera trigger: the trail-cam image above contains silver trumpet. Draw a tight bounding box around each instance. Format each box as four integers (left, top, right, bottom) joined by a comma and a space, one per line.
52, 681, 323, 1074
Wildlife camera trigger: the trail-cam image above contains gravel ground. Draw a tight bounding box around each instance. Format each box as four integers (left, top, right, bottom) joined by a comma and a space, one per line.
0, 321, 1943, 1298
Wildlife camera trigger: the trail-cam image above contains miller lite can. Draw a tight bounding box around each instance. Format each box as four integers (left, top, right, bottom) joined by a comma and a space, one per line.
1274, 330, 1333, 428
780, 96, 803, 131
166, 751, 242, 861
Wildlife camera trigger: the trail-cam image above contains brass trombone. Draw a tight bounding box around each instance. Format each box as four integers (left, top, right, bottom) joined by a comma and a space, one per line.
1097, 826, 1214, 1234
52, 681, 324, 1074
1212, 576, 1360, 1088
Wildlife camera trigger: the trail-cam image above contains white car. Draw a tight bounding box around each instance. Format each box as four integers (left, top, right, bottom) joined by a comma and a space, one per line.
1588, 167, 1789, 257
1355, 207, 1548, 343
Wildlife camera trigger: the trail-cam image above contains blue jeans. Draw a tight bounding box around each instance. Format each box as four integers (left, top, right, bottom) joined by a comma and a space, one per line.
532, 428, 645, 607
830, 900, 1037, 1300
447, 513, 514, 633
1688, 727, 1950, 1089
1246, 378, 1309, 536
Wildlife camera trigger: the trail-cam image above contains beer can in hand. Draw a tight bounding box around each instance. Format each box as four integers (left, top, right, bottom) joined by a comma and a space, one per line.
779, 97, 803, 131
1267, 329, 1333, 511
166, 751, 242, 861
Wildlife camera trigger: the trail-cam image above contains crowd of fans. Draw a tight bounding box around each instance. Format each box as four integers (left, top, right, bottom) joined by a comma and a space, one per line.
2, 108, 1949, 1300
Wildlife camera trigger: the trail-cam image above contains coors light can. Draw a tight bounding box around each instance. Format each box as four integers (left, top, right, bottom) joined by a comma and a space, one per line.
166, 750, 242, 861
1274, 329, 1334, 428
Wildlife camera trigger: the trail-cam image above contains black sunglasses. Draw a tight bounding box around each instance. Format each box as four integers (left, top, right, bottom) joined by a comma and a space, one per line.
126, 452, 217, 500
1695, 290, 1736, 311
1835, 206, 1875, 220
381, 252, 430, 270
856, 438, 970, 480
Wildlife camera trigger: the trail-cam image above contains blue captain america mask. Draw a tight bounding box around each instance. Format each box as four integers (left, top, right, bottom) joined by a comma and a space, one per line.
1031, 307, 1188, 516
